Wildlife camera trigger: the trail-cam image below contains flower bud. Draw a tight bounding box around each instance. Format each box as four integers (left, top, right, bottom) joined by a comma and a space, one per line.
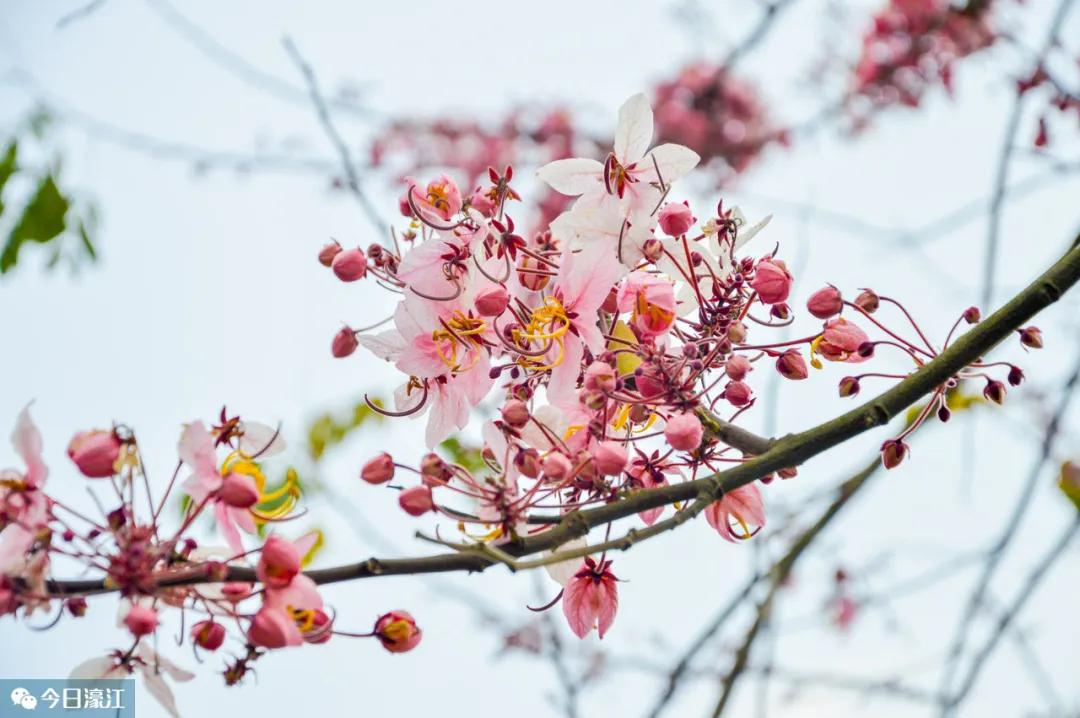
962, 306, 981, 324
658, 202, 695, 237
807, 286, 843, 319
221, 582, 252, 603
838, 376, 861, 398
204, 560, 228, 583
1007, 365, 1025, 386
775, 350, 808, 380
584, 361, 617, 393
725, 354, 752, 381
331, 327, 359, 358
501, 400, 530, 428
937, 405, 951, 422
542, 452, 572, 480
515, 448, 542, 479
399, 485, 434, 516
727, 321, 748, 344
592, 441, 628, 476
67, 430, 122, 479
983, 379, 1006, 405
123, 604, 159, 637
66, 597, 88, 617
750, 260, 792, 305
318, 241, 342, 267
192, 620, 226, 651
332, 248, 368, 282
1019, 326, 1043, 349
361, 453, 395, 484
725, 380, 752, 407
880, 439, 908, 469
857, 342, 875, 358
257, 535, 301, 589
474, 285, 510, 317
641, 238, 664, 264
218, 471, 260, 508
664, 413, 703, 452
374, 610, 422, 653
777, 466, 798, 480
420, 453, 451, 486
854, 289, 879, 313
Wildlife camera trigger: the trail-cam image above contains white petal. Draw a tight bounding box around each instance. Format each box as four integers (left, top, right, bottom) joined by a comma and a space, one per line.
537, 158, 604, 196
544, 538, 588, 587
70, 656, 121, 680
140, 668, 183, 718
642, 143, 700, 185
735, 213, 772, 251
239, 421, 286, 458
357, 329, 405, 362
137, 643, 195, 682
615, 93, 654, 163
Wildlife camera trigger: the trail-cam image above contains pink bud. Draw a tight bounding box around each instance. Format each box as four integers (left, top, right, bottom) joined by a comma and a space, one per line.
123, 604, 159, 637
218, 471, 260, 508
470, 190, 496, 216
584, 361, 617, 393
66, 596, 88, 617
1019, 326, 1043, 349
318, 241, 342, 267
838, 376, 861, 398
592, 441, 628, 476
420, 453, 451, 486
854, 289, 879, 313
983, 379, 1006, 405
399, 485, 434, 516
880, 439, 908, 469
775, 350, 808, 380
361, 453, 395, 484
332, 248, 368, 282
1007, 365, 1025, 386
374, 610, 422, 653
331, 327, 359, 358
962, 306, 981, 324
67, 430, 122, 478
725, 381, 752, 407
806, 286, 843, 319
542, 452, 572, 480
725, 355, 752, 381
664, 413, 703, 452
474, 284, 510, 317
192, 620, 226, 651
515, 448, 541, 479
501, 400, 530, 428
750, 260, 792, 305
728, 322, 748, 344
257, 535, 301, 589
221, 582, 252, 603
248, 607, 301, 649
657, 202, 695, 237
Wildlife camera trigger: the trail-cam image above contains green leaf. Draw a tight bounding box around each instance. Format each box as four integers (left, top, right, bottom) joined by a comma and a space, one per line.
439, 436, 485, 474
306, 397, 385, 460
1059, 461, 1080, 512
0, 174, 70, 274
0, 141, 17, 218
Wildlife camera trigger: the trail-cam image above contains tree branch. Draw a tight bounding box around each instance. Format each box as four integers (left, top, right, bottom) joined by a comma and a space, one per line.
41, 236, 1080, 598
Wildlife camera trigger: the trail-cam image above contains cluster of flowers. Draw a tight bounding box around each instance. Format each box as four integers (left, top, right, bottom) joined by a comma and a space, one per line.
325, 94, 1038, 640
0, 408, 420, 717
849, 0, 1000, 122
1017, 65, 1080, 149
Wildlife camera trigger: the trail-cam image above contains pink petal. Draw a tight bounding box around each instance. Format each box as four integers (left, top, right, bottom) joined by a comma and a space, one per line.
614, 93, 654, 164
12, 405, 47, 488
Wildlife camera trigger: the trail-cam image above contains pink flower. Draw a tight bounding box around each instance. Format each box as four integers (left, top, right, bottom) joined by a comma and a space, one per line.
750, 259, 792, 305
257, 535, 301, 589
538, 94, 700, 218
818, 318, 870, 363
562, 557, 619, 639
617, 272, 677, 338
406, 175, 463, 223
664, 413, 703, 451
704, 483, 766, 542
657, 201, 695, 236
0, 406, 50, 573
399, 485, 434, 516
191, 620, 226, 651
248, 606, 303, 649
67, 430, 122, 478
72, 643, 193, 718
374, 610, 423, 653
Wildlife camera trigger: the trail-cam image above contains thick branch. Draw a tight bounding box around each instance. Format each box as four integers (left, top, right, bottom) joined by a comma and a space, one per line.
42, 237, 1080, 597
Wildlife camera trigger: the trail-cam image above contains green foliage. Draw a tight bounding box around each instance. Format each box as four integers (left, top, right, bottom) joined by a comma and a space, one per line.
439, 436, 485, 474
306, 398, 385, 460
0, 109, 99, 276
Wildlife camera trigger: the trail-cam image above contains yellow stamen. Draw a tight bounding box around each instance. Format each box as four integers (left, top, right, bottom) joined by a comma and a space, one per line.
514, 297, 571, 372
431, 311, 487, 373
